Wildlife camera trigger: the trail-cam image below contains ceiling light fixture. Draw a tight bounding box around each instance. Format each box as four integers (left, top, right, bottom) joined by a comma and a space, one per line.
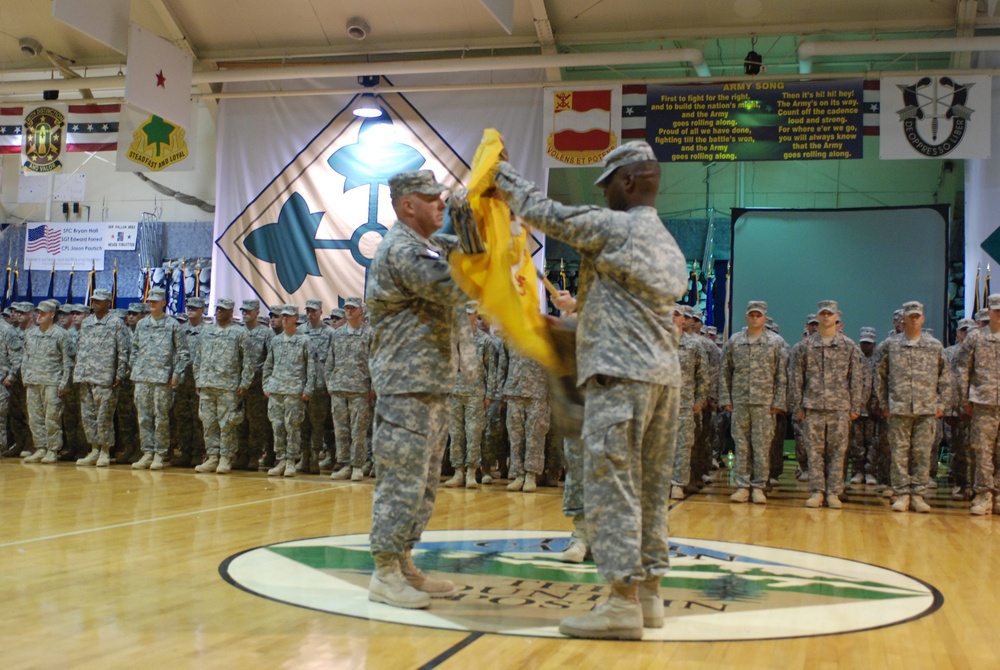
352, 75, 384, 118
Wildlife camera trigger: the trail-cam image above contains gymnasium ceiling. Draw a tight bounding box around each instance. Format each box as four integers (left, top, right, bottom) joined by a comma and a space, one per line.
0, 0, 999, 104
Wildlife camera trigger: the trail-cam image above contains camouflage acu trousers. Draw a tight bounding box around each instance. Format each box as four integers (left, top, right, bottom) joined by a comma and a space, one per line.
583, 377, 678, 586
267, 394, 305, 461
670, 409, 697, 487
135, 381, 174, 455
562, 436, 584, 518
970, 404, 1000, 493
506, 396, 550, 477
331, 392, 372, 468
850, 416, 877, 477
79, 383, 117, 449
26, 384, 63, 453
802, 409, 850, 496
448, 394, 486, 469
886, 414, 937, 495
731, 404, 775, 490
0, 385, 9, 451
239, 375, 272, 460
946, 417, 970, 488
199, 388, 244, 457
173, 376, 204, 458
369, 393, 449, 556
301, 393, 330, 460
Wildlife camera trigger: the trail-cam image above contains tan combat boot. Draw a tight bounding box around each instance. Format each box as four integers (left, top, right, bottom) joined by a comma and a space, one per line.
216, 455, 232, 474
150, 453, 166, 470
638, 576, 665, 628
805, 491, 824, 508
729, 487, 750, 503
971, 491, 993, 516
131, 453, 153, 469
910, 495, 931, 513
751, 488, 767, 504
558, 514, 590, 564
330, 465, 351, 480
400, 549, 457, 598
40, 449, 58, 464
465, 467, 479, 489
891, 494, 911, 513
267, 459, 286, 477
523, 472, 538, 492
443, 469, 464, 488
558, 583, 643, 640
369, 552, 431, 609
195, 455, 219, 473
76, 449, 100, 466
506, 475, 525, 491
96, 448, 110, 468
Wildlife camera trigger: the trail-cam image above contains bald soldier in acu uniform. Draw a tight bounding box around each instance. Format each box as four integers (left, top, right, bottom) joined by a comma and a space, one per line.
493, 141, 687, 640
365, 170, 469, 610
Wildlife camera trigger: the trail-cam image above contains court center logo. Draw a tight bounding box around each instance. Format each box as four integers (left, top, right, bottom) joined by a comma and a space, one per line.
221, 530, 940, 641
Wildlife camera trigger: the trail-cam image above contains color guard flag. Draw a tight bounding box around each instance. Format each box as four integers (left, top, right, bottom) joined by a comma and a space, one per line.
542, 87, 621, 169
116, 103, 195, 172
124, 23, 193, 130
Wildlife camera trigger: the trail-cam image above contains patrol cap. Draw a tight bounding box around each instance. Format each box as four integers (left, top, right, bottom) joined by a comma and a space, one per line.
817, 300, 838, 314
37, 299, 59, 313
344, 296, 363, 308
186, 296, 206, 309
765, 317, 780, 333
976, 309, 989, 322
2, 308, 10, 316
893, 309, 904, 322
13, 302, 33, 313
146, 288, 167, 302
112, 308, 128, 319
859, 327, 877, 343
58, 304, 72, 315
280, 304, 299, 317
91, 288, 113, 302
806, 313, 818, 325
903, 301, 924, 316
329, 308, 345, 319
957, 318, 976, 331
127, 302, 144, 313
389, 170, 447, 201
174, 313, 188, 323
690, 308, 704, 322
989, 294, 1000, 310
241, 299, 261, 311
216, 298, 236, 310
594, 141, 657, 187
746, 300, 767, 315
705, 326, 717, 336
70, 304, 89, 314
305, 299, 323, 311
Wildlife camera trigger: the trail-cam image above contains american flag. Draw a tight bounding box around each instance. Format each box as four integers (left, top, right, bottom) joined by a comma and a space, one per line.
26, 225, 62, 255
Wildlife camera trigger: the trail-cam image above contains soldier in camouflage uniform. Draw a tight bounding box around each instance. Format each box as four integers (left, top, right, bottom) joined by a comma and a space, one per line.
480, 322, 508, 480
58, 303, 90, 461
849, 327, 880, 486
494, 142, 686, 640
876, 301, 949, 513
113, 303, 145, 464
20, 300, 74, 464
366, 170, 469, 610
262, 304, 315, 477
669, 305, 710, 500
686, 308, 719, 487
501, 348, 550, 493
788, 300, 864, 509
0, 313, 17, 457
172, 296, 206, 466
944, 318, 974, 499
192, 298, 256, 474
131, 288, 190, 470
957, 294, 1000, 515
326, 296, 374, 482
74, 289, 130, 468
5, 303, 34, 457
299, 298, 333, 474
721, 301, 788, 504
442, 303, 492, 489
236, 299, 275, 471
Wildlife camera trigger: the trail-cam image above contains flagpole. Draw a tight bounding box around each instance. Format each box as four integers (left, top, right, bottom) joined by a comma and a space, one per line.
723, 261, 732, 343
974, 262, 981, 316
985, 263, 991, 306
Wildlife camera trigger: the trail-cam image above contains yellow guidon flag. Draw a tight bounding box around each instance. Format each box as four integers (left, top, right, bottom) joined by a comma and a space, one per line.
449, 129, 559, 371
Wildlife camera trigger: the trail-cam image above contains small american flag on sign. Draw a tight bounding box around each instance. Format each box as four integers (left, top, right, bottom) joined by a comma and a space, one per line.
26, 225, 62, 254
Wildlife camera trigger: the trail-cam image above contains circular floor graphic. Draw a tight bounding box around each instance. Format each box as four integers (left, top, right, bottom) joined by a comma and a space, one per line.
221, 530, 941, 641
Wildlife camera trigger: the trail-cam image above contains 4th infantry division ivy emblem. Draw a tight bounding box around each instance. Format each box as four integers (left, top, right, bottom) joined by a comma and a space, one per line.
126, 114, 189, 171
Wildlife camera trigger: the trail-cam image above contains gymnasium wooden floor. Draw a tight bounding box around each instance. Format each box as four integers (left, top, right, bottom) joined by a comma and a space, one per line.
2, 455, 998, 670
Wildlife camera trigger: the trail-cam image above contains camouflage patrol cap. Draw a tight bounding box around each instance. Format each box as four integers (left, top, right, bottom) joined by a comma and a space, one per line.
113, 308, 128, 319
343, 296, 363, 308
37, 299, 59, 313
765, 317, 780, 333
389, 170, 447, 201
594, 141, 657, 187
806, 313, 818, 325
746, 300, 767, 315
127, 302, 144, 313
216, 298, 236, 310
859, 327, 877, 343
989, 294, 1000, 310
691, 308, 704, 322
91, 288, 113, 302
139, 303, 151, 314
976, 309, 989, 322
13, 302, 33, 312
70, 304, 89, 314
1, 308, 10, 316
146, 288, 167, 302
280, 304, 299, 317
186, 296, 206, 309
329, 308, 345, 319
705, 326, 717, 336
305, 299, 323, 311
957, 318, 976, 330
817, 300, 838, 314
680, 305, 694, 318
241, 299, 260, 311
893, 309, 904, 322
57, 303, 72, 314
903, 301, 924, 316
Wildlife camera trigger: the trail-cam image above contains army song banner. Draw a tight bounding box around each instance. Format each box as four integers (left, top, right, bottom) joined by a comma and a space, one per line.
879, 74, 992, 159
